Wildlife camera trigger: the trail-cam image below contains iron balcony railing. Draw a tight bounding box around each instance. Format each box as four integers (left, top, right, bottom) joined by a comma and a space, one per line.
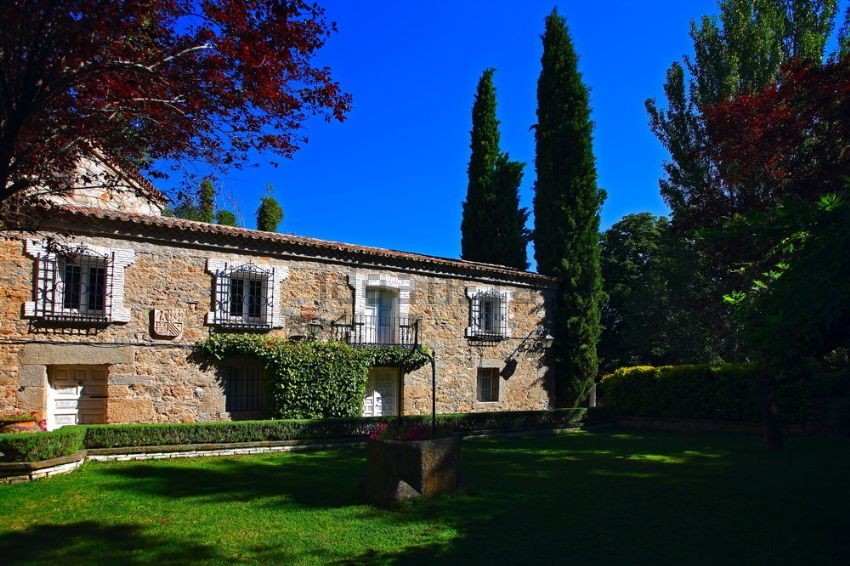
332, 315, 419, 346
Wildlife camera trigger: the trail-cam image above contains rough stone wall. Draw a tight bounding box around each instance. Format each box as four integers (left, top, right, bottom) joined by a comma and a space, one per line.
0, 229, 555, 423
0, 237, 32, 414
39, 154, 165, 216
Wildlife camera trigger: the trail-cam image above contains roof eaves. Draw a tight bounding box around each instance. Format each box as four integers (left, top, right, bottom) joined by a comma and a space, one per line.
46, 206, 558, 286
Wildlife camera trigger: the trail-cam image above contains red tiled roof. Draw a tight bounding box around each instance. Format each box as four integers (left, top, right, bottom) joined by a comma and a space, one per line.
49, 205, 557, 286
92, 148, 167, 204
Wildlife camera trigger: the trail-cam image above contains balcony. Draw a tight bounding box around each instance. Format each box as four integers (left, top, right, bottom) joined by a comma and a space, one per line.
332, 315, 419, 346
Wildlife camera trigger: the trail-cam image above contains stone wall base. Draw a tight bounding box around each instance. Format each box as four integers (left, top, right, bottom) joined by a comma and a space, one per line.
87, 441, 360, 462
0, 452, 86, 484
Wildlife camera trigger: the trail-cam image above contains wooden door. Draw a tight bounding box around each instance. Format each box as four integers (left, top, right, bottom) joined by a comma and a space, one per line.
363, 367, 398, 417
48, 366, 108, 430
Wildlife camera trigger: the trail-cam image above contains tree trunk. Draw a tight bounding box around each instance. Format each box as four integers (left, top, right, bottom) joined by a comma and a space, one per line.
756, 367, 783, 450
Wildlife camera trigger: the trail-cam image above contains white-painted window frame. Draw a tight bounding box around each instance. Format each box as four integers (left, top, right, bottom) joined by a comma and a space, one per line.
24, 239, 134, 323
206, 259, 287, 329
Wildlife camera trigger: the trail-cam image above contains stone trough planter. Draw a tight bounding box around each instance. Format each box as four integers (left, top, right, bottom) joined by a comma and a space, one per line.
361, 435, 461, 505
0, 419, 40, 434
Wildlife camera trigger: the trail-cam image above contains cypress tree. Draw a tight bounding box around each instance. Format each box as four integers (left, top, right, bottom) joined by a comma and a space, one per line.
533, 9, 605, 407
198, 178, 215, 224
216, 209, 237, 227
492, 154, 529, 269
257, 184, 284, 232
461, 69, 528, 269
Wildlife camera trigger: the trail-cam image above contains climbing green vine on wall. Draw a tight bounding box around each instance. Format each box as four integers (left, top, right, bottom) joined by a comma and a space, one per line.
199, 334, 429, 419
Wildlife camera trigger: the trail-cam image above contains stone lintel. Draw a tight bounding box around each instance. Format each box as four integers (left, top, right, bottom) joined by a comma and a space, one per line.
20, 344, 133, 366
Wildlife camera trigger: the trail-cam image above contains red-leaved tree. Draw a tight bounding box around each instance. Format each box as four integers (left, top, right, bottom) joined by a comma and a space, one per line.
705, 56, 850, 208
0, 0, 351, 203
704, 56, 850, 449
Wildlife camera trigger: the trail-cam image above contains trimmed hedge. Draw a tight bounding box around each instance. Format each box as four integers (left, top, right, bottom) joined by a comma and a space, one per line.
84, 417, 381, 449
600, 364, 816, 423
0, 426, 86, 462
0, 409, 588, 462
84, 409, 587, 449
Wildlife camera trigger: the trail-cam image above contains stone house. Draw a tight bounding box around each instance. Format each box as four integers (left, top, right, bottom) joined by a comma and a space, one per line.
0, 170, 557, 429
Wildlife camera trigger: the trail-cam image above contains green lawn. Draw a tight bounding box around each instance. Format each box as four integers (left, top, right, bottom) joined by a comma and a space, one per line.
1, 430, 848, 565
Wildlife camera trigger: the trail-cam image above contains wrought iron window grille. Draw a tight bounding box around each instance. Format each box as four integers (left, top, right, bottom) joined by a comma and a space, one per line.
212, 263, 275, 330
32, 246, 114, 324
222, 364, 264, 416
469, 290, 509, 340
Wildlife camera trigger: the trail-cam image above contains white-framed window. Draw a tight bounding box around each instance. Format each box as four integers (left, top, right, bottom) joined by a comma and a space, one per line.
476, 367, 500, 402
347, 272, 415, 345
206, 259, 286, 330
466, 287, 511, 340
24, 239, 134, 324
58, 254, 107, 314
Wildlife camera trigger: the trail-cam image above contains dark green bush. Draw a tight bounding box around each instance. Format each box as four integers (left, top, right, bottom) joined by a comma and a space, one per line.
600, 364, 818, 422
0, 427, 86, 462
584, 406, 614, 423
83, 409, 587, 450
200, 334, 428, 419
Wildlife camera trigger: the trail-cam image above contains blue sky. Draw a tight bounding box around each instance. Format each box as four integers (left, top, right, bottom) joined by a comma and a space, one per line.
162, 1, 844, 269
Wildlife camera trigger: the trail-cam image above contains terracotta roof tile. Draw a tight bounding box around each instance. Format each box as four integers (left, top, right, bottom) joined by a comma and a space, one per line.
50, 206, 557, 286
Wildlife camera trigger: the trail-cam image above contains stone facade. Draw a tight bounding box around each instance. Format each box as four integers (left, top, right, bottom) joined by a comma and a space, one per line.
0, 202, 557, 425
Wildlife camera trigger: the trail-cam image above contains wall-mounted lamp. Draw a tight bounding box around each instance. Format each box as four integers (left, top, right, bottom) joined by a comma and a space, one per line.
542, 334, 555, 349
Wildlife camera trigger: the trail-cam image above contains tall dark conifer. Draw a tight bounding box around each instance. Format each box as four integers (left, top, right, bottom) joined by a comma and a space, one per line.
492, 154, 529, 269
461, 69, 528, 269
198, 178, 215, 224
533, 9, 605, 407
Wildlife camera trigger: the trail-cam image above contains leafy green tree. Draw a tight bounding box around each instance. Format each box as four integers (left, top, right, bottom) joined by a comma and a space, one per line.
838, 6, 850, 58
600, 213, 735, 370
646, 0, 838, 229
643, 0, 841, 364
216, 210, 237, 227
706, 54, 850, 448
534, 9, 605, 406
257, 185, 284, 232
600, 214, 672, 371
461, 69, 528, 269
170, 179, 216, 223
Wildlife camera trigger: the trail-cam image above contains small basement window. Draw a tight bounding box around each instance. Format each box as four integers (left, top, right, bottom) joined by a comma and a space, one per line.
476, 367, 500, 402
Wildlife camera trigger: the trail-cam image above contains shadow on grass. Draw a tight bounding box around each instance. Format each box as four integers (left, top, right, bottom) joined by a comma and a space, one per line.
0, 521, 219, 564
89, 431, 849, 565
100, 447, 367, 509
